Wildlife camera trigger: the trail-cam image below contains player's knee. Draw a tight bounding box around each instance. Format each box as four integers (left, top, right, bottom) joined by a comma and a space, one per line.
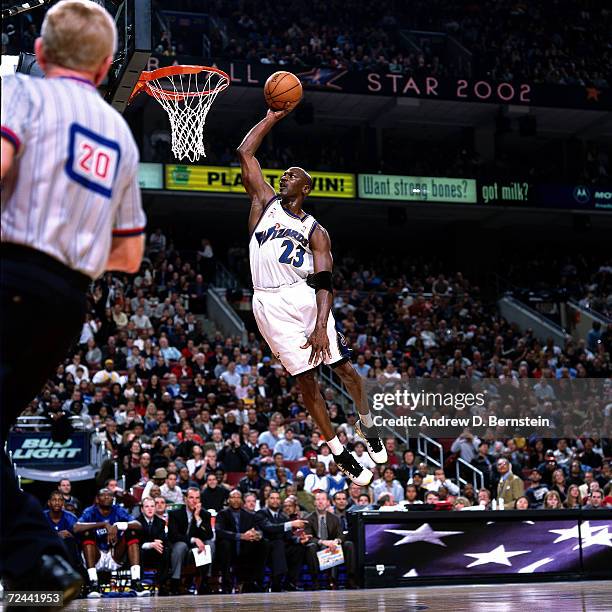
335, 361, 358, 383
126, 529, 140, 547
297, 369, 317, 390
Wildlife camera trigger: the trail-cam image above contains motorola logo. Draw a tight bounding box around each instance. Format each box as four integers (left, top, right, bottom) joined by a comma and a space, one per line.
573, 186, 591, 204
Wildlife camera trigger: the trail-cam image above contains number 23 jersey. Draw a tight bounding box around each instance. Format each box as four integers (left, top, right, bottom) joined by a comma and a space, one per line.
249, 196, 318, 290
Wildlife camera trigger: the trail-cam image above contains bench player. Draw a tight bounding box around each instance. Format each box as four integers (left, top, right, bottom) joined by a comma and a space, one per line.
237, 107, 387, 486
74, 489, 147, 597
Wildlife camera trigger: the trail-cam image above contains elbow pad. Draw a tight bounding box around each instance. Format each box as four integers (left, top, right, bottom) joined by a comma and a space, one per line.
306, 271, 333, 292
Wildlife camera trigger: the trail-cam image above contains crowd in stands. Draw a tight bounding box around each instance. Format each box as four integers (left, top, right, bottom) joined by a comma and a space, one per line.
12, 233, 611, 595
207, 0, 610, 87
503, 255, 612, 320
4, 0, 610, 88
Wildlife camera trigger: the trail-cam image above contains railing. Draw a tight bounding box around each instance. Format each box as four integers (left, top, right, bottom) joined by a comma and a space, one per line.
214, 261, 240, 290
417, 433, 444, 468
498, 296, 569, 345
206, 288, 247, 344
319, 364, 353, 414
6, 447, 20, 488
400, 29, 473, 78
319, 365, 414, 445
13, 415, 87, 430
202, 34, 211, 57
455, 457, 484, 491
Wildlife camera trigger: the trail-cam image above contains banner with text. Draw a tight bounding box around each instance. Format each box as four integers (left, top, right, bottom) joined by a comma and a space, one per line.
165, 164, 355, 198
8, 432, 90, 468
359, 174, 477, 203
365, 378, 610, 438
147, 56, 612, 111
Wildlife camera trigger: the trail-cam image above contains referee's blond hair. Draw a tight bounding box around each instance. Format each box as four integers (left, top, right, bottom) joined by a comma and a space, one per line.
41, 0, 117, 72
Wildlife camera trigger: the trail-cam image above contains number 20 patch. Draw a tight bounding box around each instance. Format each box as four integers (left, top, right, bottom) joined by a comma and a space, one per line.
66, 123, 121, 198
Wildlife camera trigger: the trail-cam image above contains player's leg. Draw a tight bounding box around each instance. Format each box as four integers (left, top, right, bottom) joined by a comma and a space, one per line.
321, 311, 387, 464
331, 360, 388, 464
114, 531, 147, 595
255, 287, 372, 484
297, 369, 372, 486
81, 539, 102, 597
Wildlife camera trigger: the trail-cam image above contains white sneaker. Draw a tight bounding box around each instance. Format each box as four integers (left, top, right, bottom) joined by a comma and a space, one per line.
355, 419, 388, 464
332, 448, 373, 486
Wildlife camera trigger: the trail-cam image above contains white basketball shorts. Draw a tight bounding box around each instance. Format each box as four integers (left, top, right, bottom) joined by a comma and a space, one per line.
253, 281, 351, 376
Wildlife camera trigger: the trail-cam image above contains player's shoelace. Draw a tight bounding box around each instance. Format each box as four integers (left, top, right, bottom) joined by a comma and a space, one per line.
356, 421, 385, 453
333, 448, 368, 479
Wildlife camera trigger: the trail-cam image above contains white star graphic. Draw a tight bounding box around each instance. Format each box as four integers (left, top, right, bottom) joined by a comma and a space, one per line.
403, 568, 419, 578
550, 521, 606, 544
574, 527, 612, 551
385, 523, 463, 547
465, 544, 530, 568
518, 557, 555, 574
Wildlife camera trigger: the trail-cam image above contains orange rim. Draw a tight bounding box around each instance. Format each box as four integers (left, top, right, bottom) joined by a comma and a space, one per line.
129, 65, 230, 103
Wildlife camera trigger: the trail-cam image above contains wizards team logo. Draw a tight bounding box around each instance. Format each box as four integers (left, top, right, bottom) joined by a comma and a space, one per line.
255, 224, 309, 248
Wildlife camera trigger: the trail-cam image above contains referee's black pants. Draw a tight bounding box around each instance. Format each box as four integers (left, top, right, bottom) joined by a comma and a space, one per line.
0, 245, 89, 579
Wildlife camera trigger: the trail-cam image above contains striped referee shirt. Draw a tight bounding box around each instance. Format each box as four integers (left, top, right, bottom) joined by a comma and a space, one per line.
1, 73, 146, 279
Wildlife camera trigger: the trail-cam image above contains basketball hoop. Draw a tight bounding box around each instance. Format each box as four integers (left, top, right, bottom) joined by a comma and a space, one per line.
130, 65, 229, 162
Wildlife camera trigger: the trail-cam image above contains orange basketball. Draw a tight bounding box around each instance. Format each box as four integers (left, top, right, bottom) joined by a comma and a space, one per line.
264, 71, 303, 111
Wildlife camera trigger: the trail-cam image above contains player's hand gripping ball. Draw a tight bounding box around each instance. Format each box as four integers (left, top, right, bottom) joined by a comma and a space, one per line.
264, 71, 303, 111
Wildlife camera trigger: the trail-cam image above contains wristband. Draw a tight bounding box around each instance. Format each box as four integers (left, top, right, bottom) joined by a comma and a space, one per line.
115, 522, 128, 531
306, 271, 333, 292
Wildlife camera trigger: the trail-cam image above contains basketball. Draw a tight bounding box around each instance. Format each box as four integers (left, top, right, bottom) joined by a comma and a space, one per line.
264, 71, 303, 111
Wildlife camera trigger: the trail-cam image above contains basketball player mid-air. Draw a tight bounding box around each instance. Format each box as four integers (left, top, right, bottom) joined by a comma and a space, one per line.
237, 106, 387, 486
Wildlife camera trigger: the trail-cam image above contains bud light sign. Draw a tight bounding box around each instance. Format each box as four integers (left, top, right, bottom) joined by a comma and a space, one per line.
8, 432, 89, 468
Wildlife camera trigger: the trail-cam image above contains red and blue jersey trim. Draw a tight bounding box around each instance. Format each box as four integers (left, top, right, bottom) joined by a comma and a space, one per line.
112, 227, 145, 237
1, 125, 21, 152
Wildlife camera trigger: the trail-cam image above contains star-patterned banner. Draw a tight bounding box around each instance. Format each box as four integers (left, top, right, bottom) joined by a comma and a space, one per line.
361, 513, 612, 585
146, 56, 612, 111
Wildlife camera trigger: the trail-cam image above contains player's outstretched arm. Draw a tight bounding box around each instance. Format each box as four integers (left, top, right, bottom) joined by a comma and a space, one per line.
301, 225, 334, 365
237, 107, 294, 235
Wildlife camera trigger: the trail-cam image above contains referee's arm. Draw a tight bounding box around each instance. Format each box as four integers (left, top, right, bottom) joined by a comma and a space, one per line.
0, 136, 16, 180
107, 144, 147, 273
106, 234, 145, 274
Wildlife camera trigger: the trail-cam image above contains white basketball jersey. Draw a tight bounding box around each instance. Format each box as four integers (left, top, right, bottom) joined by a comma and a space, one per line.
249, 197, 318, 289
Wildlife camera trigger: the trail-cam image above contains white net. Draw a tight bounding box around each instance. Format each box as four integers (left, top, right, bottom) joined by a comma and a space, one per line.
146, 69, 229, 163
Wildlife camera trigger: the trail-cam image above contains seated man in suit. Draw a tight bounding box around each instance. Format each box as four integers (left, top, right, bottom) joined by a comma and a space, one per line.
167, 487, 213, 595
215, 489, 266, 593
256, 490, 309, 591
137, 497, 170, 595
304, 491, 357, 589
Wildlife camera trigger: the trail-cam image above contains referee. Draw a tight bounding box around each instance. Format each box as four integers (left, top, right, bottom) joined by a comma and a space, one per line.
0, 0, 146, 600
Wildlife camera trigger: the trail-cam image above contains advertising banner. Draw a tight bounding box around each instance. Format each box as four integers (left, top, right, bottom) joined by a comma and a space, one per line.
359, 174, 477, 203
7, 432, 89, 468
147, 56, 612, 111
165, 164, 355, 198
536, 184, 612, 211
362, 516, 610, 583
478, 180, 533, 206
138, 163, 163, 189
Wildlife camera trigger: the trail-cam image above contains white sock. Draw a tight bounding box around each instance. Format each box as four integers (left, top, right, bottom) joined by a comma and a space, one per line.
87, 568, 98, 583
360, 411, 374, 428
327, 435, 344, 455
130, 565, 140, 581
